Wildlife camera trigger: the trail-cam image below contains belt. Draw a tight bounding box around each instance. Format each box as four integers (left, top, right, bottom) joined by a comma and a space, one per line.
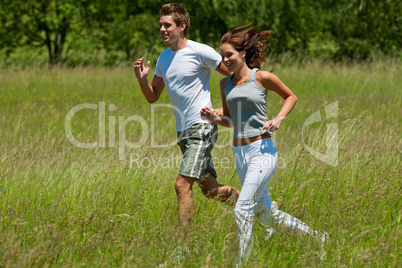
232, 133, 272, 147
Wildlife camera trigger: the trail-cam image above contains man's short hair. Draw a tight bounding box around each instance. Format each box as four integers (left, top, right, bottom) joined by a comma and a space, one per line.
160, 3, 190, 37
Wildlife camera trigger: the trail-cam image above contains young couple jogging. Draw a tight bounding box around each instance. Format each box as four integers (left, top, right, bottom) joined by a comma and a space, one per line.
134, 3, 327, 264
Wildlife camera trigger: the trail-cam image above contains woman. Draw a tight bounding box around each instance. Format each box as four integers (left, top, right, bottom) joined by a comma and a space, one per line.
201, 25, 327, 263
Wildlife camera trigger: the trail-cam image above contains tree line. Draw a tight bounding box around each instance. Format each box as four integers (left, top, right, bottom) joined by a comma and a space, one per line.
0, 0, 400, 65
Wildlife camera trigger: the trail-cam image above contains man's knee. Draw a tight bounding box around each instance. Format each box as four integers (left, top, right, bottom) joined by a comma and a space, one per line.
175, 175, 194, 196
198, 172, 220, 198
175, 180, 189, 195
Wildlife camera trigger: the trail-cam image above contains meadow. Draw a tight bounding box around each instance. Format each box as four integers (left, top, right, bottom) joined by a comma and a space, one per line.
0, 59, 400, 267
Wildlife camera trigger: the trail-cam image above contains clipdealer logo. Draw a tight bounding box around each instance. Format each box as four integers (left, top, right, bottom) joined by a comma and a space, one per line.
64, 102, 206, 160
302, 101, 338, 167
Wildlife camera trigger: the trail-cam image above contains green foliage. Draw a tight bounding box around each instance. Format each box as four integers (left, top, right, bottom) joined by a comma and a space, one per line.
0, 0, 98, 64
0, 0, 400, 65
331, 0, 402, 60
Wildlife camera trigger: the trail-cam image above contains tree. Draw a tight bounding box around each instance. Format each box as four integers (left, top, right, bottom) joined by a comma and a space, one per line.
0, 0, 97, 64
0, 0, 400, 64
331, 0, 402, 60
91, 0, 161, 61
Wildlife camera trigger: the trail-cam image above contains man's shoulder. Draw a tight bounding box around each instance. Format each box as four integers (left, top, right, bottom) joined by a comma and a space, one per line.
187, 40, 213, 51
187, 40, 220, 61
159, 47, 172, 57
156, 48, 174, 67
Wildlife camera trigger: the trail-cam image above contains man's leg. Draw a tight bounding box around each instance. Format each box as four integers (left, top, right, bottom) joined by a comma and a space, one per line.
174, 174, 197, 226
197, 171, 239, 205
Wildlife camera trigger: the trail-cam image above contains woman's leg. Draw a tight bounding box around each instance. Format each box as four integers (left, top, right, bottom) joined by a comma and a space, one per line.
233, 139, 277, 262
259, 195, 318, 237
256, 145, 318, 237
257, 191, 326, 258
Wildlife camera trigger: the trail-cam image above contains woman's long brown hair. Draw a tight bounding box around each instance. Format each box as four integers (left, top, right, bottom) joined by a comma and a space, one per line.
221, 24, 274, 69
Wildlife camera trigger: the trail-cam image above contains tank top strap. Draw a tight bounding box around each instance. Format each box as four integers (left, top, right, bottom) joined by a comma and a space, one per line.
226, 74, 233, 86
248, 68, 259, 82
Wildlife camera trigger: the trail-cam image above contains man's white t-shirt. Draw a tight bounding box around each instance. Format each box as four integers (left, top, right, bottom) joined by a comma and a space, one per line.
155, 40, 222, 131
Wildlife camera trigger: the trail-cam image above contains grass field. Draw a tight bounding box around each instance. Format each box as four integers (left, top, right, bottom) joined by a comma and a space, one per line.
0, 59, 400, 267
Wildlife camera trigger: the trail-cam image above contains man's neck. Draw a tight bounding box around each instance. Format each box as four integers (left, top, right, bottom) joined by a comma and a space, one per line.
170, 38, 188, 51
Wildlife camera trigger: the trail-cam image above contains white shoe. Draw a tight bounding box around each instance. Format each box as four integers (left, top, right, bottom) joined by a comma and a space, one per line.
173, 246, 189, 264
271, 201, 278, 210
159, 246, 189, 267
264, 227, 276, 240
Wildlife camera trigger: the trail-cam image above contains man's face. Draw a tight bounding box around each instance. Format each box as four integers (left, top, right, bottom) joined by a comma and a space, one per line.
159, 15, 184, 44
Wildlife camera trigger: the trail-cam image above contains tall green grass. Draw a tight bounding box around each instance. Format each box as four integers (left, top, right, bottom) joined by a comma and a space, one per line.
0, 59, 400, 267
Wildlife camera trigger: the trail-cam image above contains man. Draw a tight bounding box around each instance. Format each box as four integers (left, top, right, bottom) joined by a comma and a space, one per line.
134, 3, 239, 226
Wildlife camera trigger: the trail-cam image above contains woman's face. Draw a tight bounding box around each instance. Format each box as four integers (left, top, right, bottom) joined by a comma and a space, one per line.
220, 43, 245, 73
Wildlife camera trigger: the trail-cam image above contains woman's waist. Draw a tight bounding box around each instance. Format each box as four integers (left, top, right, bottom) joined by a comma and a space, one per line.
232, 133, 271, 147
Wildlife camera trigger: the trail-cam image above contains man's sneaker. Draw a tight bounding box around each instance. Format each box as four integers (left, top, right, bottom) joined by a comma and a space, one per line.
172, 246, 189, 265
159, 246, 189, 267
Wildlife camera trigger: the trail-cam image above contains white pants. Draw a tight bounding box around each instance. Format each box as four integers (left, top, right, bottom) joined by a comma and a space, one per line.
232, 138, 318, 261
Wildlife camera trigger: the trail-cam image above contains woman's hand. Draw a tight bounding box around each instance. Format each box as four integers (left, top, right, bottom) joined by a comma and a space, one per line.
263, 116, 285, 133
200, 106, 220, 124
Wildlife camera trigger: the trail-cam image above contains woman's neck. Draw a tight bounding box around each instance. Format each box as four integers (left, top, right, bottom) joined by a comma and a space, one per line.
232, 66, 252, 86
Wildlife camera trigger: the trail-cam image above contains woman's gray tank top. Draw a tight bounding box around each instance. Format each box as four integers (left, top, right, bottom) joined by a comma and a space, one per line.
224, 68, 269, 139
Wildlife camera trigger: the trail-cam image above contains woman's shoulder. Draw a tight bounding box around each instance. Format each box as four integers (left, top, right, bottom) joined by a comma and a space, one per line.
220, 77, 228, 89
255, 69, 276, 81
255, 69, 282, 91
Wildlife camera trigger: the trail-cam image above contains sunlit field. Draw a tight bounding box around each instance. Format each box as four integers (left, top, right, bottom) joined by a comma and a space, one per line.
0, 59, 400, 267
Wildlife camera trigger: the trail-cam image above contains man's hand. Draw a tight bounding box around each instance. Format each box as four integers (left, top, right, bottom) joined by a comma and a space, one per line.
134, 57, 150, 80
201, 106, 219, 124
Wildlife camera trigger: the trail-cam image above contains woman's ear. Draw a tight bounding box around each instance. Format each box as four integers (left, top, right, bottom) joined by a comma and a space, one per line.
240, 50, 246, 59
